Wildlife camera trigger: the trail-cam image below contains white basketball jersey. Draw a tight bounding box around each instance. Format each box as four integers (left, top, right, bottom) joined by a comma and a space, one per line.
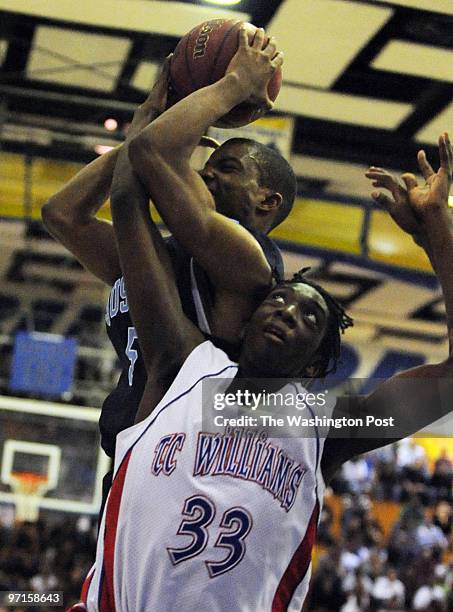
83, 341, 330, 612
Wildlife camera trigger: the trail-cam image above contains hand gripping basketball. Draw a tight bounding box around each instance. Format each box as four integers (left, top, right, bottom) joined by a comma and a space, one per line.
226, 26, 284, 112
169, 19, 283, 127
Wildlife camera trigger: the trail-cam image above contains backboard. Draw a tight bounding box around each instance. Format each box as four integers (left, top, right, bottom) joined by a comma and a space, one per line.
0, 395, 109, 517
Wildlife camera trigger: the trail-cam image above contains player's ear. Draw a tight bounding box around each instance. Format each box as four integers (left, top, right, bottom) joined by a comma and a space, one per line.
256, 191, 283, 213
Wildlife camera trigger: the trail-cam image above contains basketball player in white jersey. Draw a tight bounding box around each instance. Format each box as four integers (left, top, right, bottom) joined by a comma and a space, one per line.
78, 28, 453, 609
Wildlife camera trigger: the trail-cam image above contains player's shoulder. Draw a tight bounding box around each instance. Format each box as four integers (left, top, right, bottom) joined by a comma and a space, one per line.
183, 339, 238, 378
241, 224, 284, 278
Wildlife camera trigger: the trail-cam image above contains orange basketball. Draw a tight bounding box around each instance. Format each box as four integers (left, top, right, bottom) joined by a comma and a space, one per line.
168, 19, 282, 128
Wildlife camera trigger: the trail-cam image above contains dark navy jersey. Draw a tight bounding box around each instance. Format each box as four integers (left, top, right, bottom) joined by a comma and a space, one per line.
99, 230, 283, 459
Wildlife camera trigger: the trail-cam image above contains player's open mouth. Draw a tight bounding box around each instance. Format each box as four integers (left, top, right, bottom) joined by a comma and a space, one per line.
263, 324, 286, 343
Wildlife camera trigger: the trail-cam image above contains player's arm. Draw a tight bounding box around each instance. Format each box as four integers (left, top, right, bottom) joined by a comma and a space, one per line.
41, 147, 122, 285
322, 133, 453, 482
110, 96, 203, 419
128, 28, 283, 294
41, 65, 170, 286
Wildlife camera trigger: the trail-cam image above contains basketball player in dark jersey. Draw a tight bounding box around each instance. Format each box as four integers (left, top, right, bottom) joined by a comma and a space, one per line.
41, 58, 296, 505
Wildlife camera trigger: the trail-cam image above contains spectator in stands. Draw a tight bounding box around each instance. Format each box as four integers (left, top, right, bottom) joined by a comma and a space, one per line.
387, 516, 417, 568
412, 572, 447, 611
371, 566, 405, 610
432, 500, 452, 540
341, 456, 371, 495
363, 547, 388, 582
397, 438, 427, 469
309, 556, 347, 611
416, 514, 449, 553
339, 534, 370, 574
371, 445, 399, 501
399, 492, 426, 529
341, 567, 373, 612
430, 449, 453, 502
400, 456, 431, 505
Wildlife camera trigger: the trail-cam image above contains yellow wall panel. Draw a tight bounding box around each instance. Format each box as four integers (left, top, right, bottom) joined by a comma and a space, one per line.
368, 210, 431, 272
32, 158, 83, 183
0, 152, 436, 274
271, 197, 363, 254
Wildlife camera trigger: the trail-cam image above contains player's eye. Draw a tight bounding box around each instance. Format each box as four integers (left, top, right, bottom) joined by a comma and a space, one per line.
303, 312, 318, 327
220, 164, 238, 172
270, 293, 285, 304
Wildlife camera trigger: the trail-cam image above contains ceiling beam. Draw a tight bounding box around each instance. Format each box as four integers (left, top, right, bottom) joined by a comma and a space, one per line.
0, 1, 249, 36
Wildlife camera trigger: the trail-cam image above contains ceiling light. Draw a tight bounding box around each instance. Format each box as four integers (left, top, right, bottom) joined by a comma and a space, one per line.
203, 0, 241, 5
104, 118, 118, 131
95, 145, 114, 155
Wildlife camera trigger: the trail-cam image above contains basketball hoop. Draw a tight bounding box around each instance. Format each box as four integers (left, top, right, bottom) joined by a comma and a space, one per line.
9, 471, 49, 522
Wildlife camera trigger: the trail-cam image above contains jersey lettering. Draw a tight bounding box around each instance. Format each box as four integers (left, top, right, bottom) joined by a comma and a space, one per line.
167, 495, 215, 565
152, 433, 186, 476
206, 507, 253, 578
126, 326, 138, 386
168, 495, 253, 578
194, 428, 306, 512
105, 277, 129, 326
119, 277, 129, 313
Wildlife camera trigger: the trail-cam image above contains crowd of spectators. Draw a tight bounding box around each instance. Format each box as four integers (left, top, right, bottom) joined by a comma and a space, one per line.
0, 515, 96, 610
331, 439, 452, 506
0, 438, 450, 611
309, 439, 453, 611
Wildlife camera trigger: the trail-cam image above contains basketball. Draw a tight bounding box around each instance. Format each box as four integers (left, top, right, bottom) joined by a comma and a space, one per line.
168, 19, 282, 128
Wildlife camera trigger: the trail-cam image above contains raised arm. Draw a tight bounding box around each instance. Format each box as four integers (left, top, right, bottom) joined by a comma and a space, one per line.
41, 147, 122, 285
128, 28, 283, 294
41, 70, 169, 286
110, 70, 203, 417
323, 134, 453, 480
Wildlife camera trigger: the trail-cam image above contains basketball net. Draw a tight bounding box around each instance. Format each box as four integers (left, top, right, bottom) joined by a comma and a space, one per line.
9, 471, 49, 522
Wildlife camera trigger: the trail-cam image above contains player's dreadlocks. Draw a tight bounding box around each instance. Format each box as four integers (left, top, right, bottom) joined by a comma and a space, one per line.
274, 267, 353, 377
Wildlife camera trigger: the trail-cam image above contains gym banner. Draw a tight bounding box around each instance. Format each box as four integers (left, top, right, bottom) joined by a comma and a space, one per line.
9, 331, 78, 396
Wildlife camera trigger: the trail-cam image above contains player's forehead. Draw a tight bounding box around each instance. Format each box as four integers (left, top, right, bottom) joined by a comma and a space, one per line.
271, 282, 328, 313
209, 140, 257, 166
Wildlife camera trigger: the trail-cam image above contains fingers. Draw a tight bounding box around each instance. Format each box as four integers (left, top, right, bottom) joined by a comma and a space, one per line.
445, 132, 453, 172
401, 172, 418, 192
238, 25, 249, 49
365, 167, 402, 197
271, 51, 284, 69
371, 191, 395, 211
417, 150, 435, 181
252, 27, 265, 49
264, 36, 277, 57
439, 132, 453, 178
365, 167, 397, 187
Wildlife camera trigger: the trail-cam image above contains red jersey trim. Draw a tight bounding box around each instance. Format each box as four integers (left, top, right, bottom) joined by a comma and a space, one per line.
100, 448, 133, 612
271, 500, 320, 611
80, 564, 95, 605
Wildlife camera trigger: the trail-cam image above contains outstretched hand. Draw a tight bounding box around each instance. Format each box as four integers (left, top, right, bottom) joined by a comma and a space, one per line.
226, 26, 283, 111
365, 133, 453, 240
